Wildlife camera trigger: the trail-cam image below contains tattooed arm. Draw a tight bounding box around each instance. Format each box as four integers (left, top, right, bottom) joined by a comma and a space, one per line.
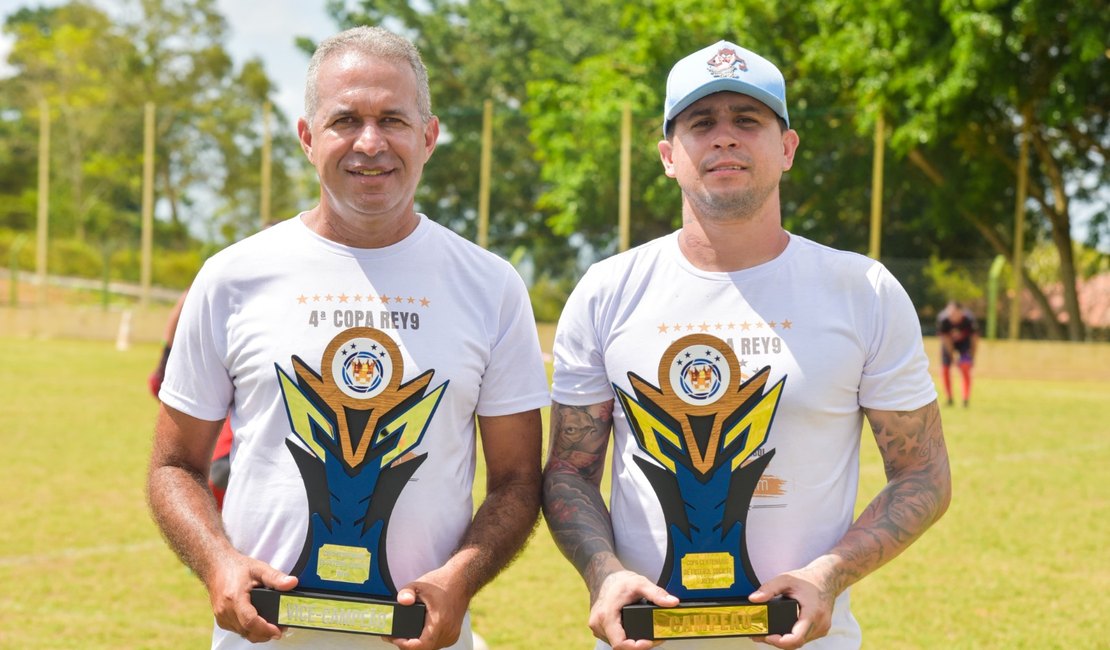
542, 401, 677, 650
749, 400, 952, 649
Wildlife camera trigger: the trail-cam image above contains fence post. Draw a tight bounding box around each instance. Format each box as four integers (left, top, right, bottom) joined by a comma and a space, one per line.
35, 100, 50, 306
868, 111, 885, 260
986, 254, 1006, 340
1008, 109, 1030, 341
619, 102, 631, 253
478, 99, 493, 249
140, 102, 155, 307
261, 102, 272, 228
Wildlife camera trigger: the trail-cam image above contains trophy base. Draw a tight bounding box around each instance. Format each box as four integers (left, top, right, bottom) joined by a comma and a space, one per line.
250, 587, 425, 637
622, 596, 798, 640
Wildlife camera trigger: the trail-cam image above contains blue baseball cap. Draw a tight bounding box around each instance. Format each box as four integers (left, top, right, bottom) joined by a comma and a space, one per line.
663, 40, 789, 135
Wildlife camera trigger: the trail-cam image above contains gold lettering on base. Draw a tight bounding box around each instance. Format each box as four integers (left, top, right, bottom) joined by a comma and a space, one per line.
652, 605, 770, 638
279, 596, 394, 634
317, 544, 371, 584
680, 552, 735, 591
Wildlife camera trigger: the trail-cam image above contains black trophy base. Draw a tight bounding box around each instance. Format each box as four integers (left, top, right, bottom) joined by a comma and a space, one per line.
250, 587, 425, 638
622, 596, 798, 640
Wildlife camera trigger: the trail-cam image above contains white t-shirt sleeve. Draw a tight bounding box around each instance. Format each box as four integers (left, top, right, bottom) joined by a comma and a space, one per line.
474, 266, 550, 417
858, 263, 937, 411
158, 264, 234, 422
550, 265, 614, 406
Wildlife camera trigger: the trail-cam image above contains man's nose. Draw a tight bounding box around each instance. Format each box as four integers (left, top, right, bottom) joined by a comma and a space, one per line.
712, 125, 739, 149
354, 124, 388, 155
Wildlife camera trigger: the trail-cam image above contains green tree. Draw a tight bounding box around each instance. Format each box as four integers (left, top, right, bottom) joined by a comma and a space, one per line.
0, 0, 309, 263
326, 0, 582, 278
802, 0, 1109, 340
308, 0, 1104, 343
2, 3, 142, 242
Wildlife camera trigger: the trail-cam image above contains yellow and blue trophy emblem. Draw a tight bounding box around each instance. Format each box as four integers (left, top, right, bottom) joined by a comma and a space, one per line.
250, 327, 446, 637
616, 333, 798, 639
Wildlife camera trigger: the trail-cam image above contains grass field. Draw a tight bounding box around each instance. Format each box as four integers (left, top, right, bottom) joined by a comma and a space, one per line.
0, 332, 1107, 649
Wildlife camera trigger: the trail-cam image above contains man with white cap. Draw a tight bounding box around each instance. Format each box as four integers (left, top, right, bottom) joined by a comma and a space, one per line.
542, 40, 951, 649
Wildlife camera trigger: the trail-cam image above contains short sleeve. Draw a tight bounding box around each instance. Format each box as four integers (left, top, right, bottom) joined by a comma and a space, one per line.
474, 268, 550, 417
158, 265, 235, 421
550, 265, 615, 406
858, 265, 937, 411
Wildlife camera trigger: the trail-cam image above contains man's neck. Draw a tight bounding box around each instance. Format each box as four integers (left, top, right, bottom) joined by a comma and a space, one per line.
678, 206, 789, 272
301, 204, 420, 249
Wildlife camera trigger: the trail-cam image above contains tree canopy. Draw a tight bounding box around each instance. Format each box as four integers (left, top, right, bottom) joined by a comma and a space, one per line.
328, 0, 1107, 339
1, 0, 1106, 337
0, 0, 308, 252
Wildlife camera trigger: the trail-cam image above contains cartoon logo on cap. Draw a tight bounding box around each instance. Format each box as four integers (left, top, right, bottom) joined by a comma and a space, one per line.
707, 47, 747, 79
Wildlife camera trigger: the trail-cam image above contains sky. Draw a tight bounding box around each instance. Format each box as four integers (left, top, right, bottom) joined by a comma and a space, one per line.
0, 0, 340, 130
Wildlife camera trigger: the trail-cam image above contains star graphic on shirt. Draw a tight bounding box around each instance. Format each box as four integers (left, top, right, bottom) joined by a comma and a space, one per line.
338, 293, 349, 303
740, 321, 751, 331
420, 297, 431, 307
312, 294, 321, 302
394, 295, 403, 304
658, 323, 669, 333
380, 295, 391, 304
297, 295, 307, 304
768, 320, 777, 329
698, 322, 710, 332
781, 319, 793, 329
407, 296, 416, 304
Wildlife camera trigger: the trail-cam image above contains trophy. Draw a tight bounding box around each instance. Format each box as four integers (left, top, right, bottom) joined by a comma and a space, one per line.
615, 334, 799, 640
250, 327, 448, 637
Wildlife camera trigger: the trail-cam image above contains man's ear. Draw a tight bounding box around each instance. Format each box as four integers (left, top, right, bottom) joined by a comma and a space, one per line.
297, 117, 314, 163
781, 129, 800, 172
658, 138, 677, 179
423, 115, 440, 160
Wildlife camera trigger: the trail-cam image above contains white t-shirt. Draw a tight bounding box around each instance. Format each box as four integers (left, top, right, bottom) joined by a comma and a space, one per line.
551, 232, 935, 650
160, 214, 550, 650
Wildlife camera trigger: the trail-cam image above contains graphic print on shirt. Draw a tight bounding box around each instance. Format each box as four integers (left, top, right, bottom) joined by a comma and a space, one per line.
296, 288, 430, 331
615, 333, 785, 599
276, 326, 448, 598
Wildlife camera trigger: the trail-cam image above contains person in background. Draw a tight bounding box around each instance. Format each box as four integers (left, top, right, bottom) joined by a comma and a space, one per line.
936, 300, 979, 407
149, 288, 232, 510
542, 39, 951, 650
146, 26, 549, 650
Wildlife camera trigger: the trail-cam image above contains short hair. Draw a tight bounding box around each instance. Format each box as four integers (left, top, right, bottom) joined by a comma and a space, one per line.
304, 26, 432, 123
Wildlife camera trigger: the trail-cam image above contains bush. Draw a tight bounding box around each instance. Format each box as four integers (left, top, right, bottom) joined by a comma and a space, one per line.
529, 275, 571, 324
49, 238, 104, 278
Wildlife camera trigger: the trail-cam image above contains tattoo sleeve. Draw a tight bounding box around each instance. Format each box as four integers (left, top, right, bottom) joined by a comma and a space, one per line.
542, 400, 620, 595
821, 401, 952, 596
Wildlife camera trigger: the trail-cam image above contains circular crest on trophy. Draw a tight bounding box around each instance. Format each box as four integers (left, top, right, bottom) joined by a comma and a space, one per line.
658, 333, 743, 413
324, 328, 404, 400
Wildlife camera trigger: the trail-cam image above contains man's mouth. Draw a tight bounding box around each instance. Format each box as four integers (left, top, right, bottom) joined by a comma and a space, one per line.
352, 169, 389, 176
708, 161, 748, 172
